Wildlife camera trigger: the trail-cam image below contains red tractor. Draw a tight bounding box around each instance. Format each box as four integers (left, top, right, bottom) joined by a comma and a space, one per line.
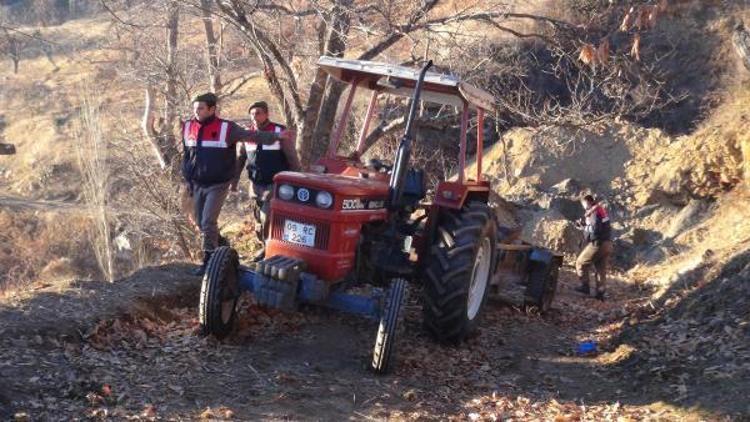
199, 57, 561, 373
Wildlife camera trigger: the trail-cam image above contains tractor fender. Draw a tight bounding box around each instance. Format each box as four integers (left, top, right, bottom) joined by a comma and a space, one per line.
433, 181, 490, 210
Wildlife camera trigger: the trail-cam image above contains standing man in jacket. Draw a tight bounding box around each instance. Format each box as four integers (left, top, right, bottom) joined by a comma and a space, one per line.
183, 93, 293, 276
235, 101, 301, 261
574, 194, 613, 301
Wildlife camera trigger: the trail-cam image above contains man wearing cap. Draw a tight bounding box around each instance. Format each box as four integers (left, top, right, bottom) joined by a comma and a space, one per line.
235, 101, 301, 262
183, 93, 294, 276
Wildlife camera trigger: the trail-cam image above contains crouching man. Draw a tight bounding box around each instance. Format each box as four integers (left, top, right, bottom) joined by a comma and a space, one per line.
574, 194, 613, 301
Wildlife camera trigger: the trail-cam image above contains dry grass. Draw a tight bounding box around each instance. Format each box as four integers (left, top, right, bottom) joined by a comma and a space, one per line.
0, 209, 97, 296
74, 88, 115, 282
0, 10, 279, 296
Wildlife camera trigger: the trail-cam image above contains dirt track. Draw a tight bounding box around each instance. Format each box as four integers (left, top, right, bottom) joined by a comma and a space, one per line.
0, 195, 157, 219
0, 195, 81, 211
2, 262, 736, 421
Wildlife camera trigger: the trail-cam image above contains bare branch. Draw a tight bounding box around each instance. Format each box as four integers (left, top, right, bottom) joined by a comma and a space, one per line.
141, 87, 168, 170
215, 0, 304, 121
99, 0, 161, 29
359, 115, 406, 157
358, 0, 440, 61
219, 70, 261, 99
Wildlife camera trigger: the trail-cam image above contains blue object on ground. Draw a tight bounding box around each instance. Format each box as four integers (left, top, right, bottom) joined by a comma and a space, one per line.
577, 341, 598, 355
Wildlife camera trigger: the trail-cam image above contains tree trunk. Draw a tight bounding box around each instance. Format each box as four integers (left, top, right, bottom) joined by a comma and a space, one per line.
298, 68, 329, 164
200, 0, 222, 94
9, 35, 19, 74
141, 86, 168, 169
301, 0, 353, 163
163, 1, 179, 171
310, 80, 347, 159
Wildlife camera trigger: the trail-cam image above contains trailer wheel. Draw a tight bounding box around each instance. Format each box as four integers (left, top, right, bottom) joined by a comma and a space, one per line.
423, 201, 497, 344
524, 260, 559, 313
199, 246, 240, 338
372, 278, 407, 374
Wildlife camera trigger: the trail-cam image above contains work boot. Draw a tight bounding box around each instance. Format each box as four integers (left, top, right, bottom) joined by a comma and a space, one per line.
574, 284, 591, 296
251, 248, 265, 263
595, 290, 606, 301
192, 251, 212, 276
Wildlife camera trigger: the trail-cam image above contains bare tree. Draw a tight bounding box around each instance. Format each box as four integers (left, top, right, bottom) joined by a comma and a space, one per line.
204, 0, 694, 158
0, 27, 22, 74
107, 0, 259, 170
200, 0, 223, 94
164, 0, 180, 150
210, 0, 547, 163
102, 0, 260, 260
74, 90, 115, 282
136, 1, 181, 171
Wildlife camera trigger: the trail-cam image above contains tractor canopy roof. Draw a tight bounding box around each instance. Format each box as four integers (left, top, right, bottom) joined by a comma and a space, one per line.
317, 56, 495, 111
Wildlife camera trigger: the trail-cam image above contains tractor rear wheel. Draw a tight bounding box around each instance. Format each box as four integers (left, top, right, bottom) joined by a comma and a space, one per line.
423, 201, 497, 343
199, 246, 240, 338
372, 278, 407, 374
524, 259, 559, 313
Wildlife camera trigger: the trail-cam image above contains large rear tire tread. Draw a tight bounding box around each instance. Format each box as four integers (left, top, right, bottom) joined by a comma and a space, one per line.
423, 201, 497, 344
199, 246, 240, 339
372, 278, 407, 374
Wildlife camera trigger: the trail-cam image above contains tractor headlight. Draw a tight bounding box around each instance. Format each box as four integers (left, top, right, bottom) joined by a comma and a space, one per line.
278, 184, 294, 200
315, 191, 333, 209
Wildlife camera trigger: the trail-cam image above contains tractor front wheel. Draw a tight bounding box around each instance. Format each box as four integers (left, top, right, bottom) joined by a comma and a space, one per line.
423, 201, 497, 344
199, 246, 240, 338
371, 278, 407, 374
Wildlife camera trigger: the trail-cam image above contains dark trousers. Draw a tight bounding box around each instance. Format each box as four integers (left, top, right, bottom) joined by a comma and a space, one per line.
192, 182, 230, 252
250, 182, 272, 244
575, 240, 613, 293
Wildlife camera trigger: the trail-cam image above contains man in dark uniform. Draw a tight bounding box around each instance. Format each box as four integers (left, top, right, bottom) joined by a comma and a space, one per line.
574, 194, 613, 301
183, 93, 294, 276
235, 101, 301, 261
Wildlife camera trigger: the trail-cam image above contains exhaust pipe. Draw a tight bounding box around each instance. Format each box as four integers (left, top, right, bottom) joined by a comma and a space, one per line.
387, 60, 433, 210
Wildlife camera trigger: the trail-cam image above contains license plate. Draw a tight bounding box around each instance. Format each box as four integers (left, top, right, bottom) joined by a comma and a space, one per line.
282, 220, 316, 247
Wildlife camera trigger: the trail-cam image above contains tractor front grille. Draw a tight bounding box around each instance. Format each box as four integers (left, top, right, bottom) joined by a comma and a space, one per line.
271, 213, 330, 250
